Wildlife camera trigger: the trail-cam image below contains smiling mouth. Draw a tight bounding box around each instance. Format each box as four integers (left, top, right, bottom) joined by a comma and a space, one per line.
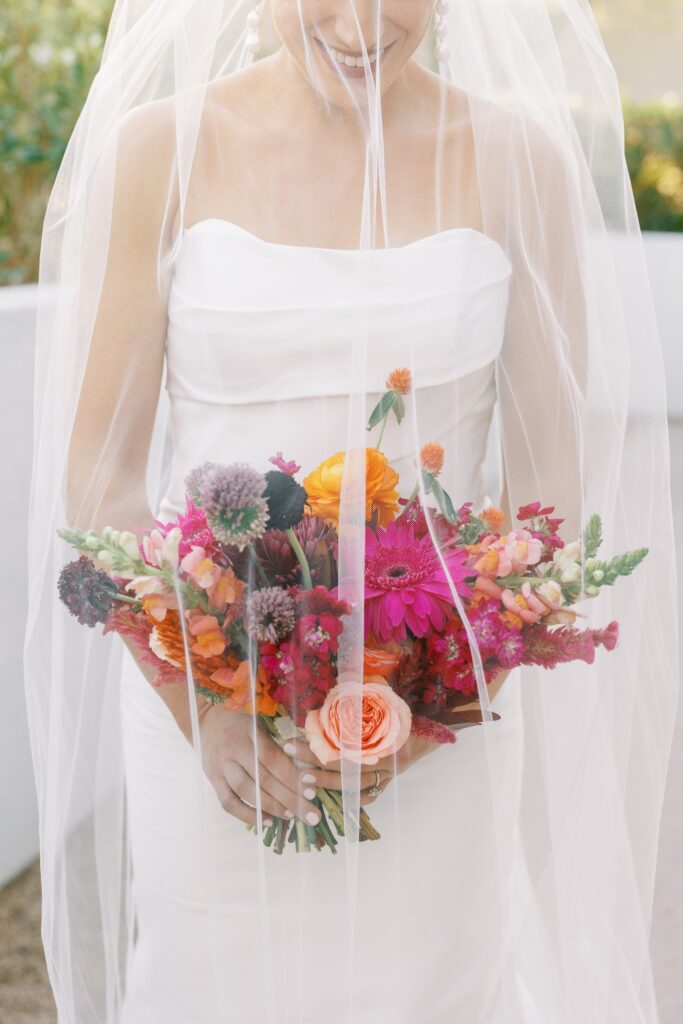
313, 36, 395, 74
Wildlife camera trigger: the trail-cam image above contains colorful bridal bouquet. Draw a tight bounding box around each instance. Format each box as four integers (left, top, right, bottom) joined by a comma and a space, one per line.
57, 367, 647, 853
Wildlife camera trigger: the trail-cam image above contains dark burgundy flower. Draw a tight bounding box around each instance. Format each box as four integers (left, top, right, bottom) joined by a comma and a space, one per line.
58, 555, 120, 628
264, 470, 308, 530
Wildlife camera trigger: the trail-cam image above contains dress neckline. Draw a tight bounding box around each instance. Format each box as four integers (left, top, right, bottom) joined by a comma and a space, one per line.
181, 216, 511, 268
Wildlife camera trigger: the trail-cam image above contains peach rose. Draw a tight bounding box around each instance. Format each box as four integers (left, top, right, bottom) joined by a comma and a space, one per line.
304, 675, 412, 765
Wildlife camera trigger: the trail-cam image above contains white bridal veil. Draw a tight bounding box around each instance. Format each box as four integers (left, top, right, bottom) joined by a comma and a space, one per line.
24, 0, 678, 1021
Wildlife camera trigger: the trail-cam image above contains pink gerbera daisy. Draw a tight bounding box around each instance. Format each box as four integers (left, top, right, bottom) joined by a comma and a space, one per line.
364, 520, 472, 642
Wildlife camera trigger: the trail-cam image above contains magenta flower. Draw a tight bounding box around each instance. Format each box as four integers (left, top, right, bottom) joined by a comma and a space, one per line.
364, 519, 472, 642
269, 451, 301, 476
154, 495, 217, 559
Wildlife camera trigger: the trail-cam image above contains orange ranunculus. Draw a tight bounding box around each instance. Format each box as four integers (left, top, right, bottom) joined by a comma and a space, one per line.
304, 675, 412, 765
209, 660, 278, 715
303, 448, 399, 527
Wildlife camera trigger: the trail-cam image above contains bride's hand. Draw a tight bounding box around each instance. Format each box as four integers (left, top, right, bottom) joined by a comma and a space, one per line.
282, 733, 447, 807
197, 705, 382, 826
198, 704, 320, 827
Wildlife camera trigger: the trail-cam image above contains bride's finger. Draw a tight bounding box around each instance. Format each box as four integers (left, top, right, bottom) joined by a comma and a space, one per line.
359, 773, 393, 806
280, 739, 392, 790
281, 738, 325, 767
223, 763, 289, 822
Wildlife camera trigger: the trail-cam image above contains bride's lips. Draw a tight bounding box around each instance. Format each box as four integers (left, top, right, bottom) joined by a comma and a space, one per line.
312, 36, 396, 79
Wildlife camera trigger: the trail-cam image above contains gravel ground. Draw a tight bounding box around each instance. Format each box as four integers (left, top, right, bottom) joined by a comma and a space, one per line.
2, 422, 681, 1024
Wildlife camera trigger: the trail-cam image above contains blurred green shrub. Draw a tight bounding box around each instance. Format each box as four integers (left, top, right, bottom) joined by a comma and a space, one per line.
0, 0, 112, 285
623, 100, 683, 233
0, 1, 682, 285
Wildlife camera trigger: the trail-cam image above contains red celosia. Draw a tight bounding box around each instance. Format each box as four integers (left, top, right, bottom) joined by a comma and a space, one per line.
410, 715, 457, 745
154, 495, 219, 560
519, 620, 618, 669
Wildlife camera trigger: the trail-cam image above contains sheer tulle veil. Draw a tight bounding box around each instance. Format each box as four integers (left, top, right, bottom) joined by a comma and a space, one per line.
23, 0, 679, 1020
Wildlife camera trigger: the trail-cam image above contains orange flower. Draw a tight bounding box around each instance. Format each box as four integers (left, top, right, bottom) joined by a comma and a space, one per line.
209, 661, 278, 715
303, 448, 399, 527
386, 367, 412, 395
363, 637, 402, 679
186, 609, 226, 657
141, 592, 177, 623
207, 567, 245, 611
420, 442, 445, 477
480, 506, 505, 533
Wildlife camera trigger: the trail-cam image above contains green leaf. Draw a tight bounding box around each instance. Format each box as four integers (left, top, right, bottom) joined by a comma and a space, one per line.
421, 469, 435, 494
392, 393, 405, 425
430, 478, 458, 524
367, 390, 398, 430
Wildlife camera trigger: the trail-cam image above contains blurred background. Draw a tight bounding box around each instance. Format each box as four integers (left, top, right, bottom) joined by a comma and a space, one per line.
1, 1, 681, 1020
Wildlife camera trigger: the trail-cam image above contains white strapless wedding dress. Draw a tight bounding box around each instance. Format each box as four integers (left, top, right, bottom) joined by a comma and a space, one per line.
119, 219, 528, 1024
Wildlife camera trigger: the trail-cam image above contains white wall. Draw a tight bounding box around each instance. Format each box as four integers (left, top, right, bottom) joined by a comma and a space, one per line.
0, 284, 40, 885
1, 232, 681, 887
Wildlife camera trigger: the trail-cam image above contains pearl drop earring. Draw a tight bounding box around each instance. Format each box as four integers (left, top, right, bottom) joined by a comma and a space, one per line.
246, 0, 263, 56
434, 0, 449, 66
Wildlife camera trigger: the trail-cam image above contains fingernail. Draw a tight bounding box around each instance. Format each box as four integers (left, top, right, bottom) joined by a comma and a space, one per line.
306, 811, 320, 825
303, 787, 316, 800
263, 818, 273, 828
302, 772, 316, 783
283, 742, 296, 755
284, 809, 294, 819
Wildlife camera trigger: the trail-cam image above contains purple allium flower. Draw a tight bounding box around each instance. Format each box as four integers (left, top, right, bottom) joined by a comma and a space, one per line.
198, 463, 269, 551
245, 587, 296, 643
184, 461, 220, 505
58, 555, 120, 627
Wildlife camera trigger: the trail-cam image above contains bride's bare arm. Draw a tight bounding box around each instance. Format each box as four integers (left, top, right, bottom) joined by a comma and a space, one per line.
62, 105, 333, 826
65, 104, 173, 536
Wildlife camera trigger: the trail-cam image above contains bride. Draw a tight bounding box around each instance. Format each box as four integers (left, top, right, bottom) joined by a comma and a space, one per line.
24, 0, 678, 1022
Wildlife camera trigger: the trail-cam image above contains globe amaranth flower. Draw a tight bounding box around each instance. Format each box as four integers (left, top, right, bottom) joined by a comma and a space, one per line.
364, 519, 472, 642
58, 555, 120, 627
245, 587, 296, 643
198, 463, 269, 551
386, 367, 412, 395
